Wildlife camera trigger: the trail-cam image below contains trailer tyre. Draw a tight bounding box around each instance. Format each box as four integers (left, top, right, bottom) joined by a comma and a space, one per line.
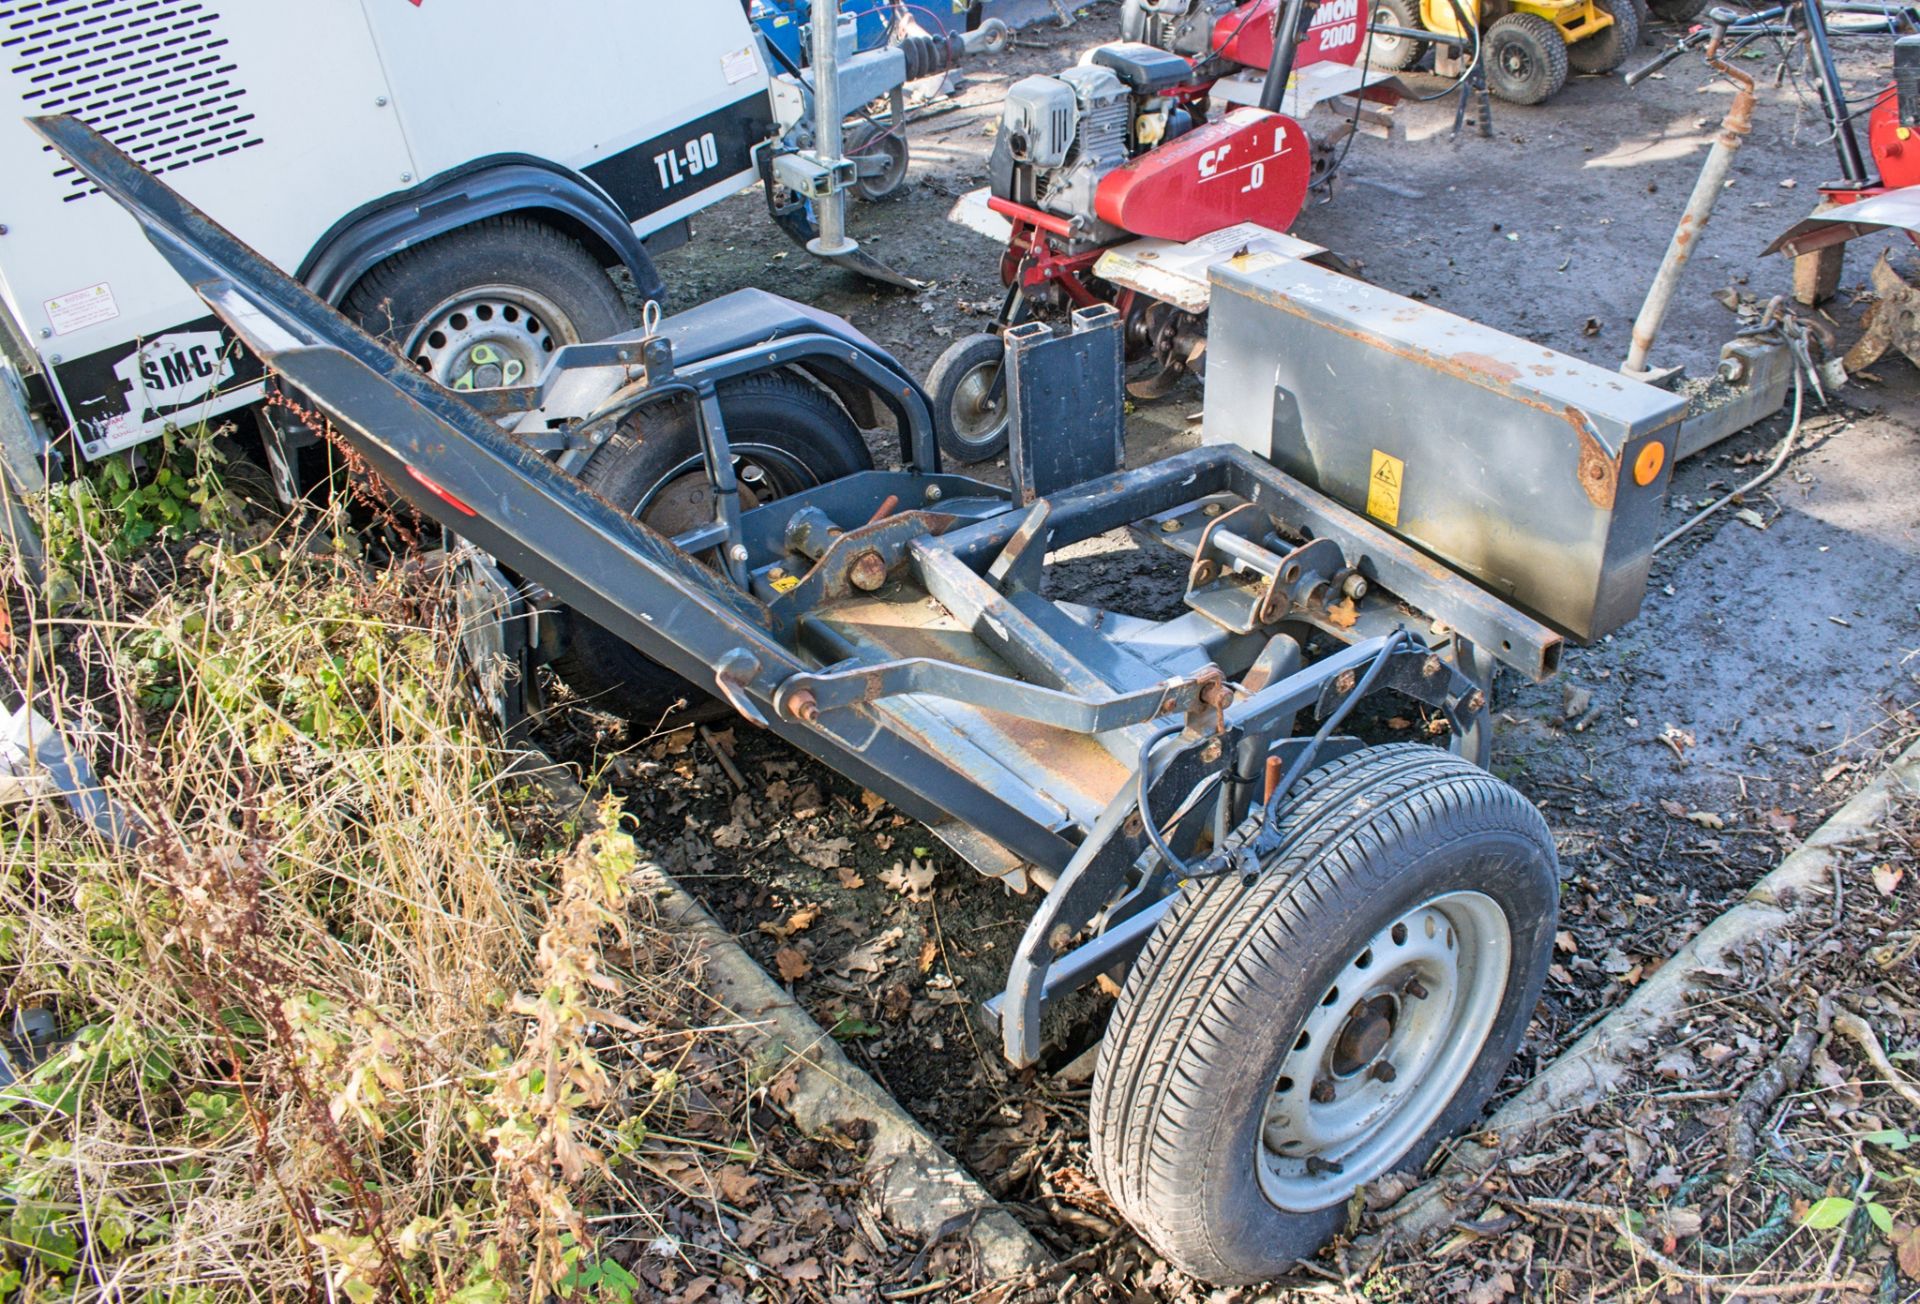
1367, 0, 1429, 72
343, 216, 634, 391
1089, 744, 1557, 1286
548, 372, 872, 722
849, 124, 911, 201
1567, 0, 1640, 74
1484, 13, 1570, 104
928, 333, 1010, 464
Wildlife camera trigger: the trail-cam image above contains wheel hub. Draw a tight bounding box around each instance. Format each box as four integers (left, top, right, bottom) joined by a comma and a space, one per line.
1256, 890, 1511, 1210
405, 287, 572, 391
952, 363, 1005, 439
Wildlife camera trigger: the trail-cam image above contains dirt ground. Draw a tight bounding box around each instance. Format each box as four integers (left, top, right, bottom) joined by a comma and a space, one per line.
566, 5, 1920, 1298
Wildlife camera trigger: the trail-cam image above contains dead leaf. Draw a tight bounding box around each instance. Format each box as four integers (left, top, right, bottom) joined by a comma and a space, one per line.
1327, 598, 1359, 629
1896, 1222, 1920, 1279
1685, 810, 1726, 830
917, 938, 938, 973
1874, 863, 1905, 895
773, 947, 811, 983
1734, 507, 1768, 530
717, 1165, 760, 1204
759, 905, 821, 941
881, 859, 937, 901
1555, 929, 1579, 954
836, 864, 865, 890
830, 927, 903, 976
778, 1257, 823, 1285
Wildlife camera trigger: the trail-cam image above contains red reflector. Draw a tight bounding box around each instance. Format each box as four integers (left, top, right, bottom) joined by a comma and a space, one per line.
406, 465, 477, 517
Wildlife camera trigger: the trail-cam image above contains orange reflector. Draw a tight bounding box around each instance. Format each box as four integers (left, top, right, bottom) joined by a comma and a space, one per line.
406, 465, 478, 516
1633, 441, 1666, 486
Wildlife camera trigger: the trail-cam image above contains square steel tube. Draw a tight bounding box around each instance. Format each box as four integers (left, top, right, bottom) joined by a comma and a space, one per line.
1200, 257, 1686, 642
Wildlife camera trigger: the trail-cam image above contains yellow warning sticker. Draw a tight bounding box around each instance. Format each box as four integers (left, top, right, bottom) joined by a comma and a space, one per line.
1366, 449, 1404, 527
770, 573, 801, 594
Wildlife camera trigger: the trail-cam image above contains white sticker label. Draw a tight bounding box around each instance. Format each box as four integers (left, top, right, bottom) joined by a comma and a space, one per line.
721, 44, 757, 84
45, 281, 119, 336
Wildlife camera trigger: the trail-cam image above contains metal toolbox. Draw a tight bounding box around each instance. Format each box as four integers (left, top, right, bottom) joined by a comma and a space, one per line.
1201, 255, 1687, 642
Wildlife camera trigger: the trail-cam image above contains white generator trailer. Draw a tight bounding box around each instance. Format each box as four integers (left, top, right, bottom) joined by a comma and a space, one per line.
0, 0, 996, 501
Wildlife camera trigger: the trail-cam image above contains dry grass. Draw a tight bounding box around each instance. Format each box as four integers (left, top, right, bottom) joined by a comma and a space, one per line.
0, 447, 717, 1301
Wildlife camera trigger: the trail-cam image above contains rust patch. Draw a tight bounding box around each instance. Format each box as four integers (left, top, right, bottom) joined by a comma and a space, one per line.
1565, 405, 1620, 509
1449, 352, 1523, 383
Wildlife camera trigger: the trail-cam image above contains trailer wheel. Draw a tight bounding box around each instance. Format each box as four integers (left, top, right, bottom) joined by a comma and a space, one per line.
1567, 0, 1640, 73
1089, 744, 1557, 1286
1366, 0, 1429, 72
343, 216, 634, 392
1483, 13, 1569, 105
549, 372, 872, 722
849, 124, 911, 202
928, 333, 1010, 464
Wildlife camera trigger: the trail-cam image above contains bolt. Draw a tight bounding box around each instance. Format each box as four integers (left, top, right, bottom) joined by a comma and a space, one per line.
1200, 680, 1233, 710
1304, 1155, 1344, 1176
1422, 655, 1443, 678
1404, 978, 1429, 1000
1351, 1001, 1369, 1020
48, 354, 61, 365
1334, 669, 1357, 695
375, 95, 389, 106
1370, 1061, 1397, 1083
0, 224, 9, 236
924, 483, 943, 503
728, 543, 750, 563
1200, 740, 1223, 763
1341, 573, 1368, 601
768, 566, 788, 582
400, 171, 413, 183
787, 689, 819, 724
848, 549, 888, 591
1161, 517, 1182, 533
1203, 502, 1223, 517
1311, 1080, 1336, 1104
1465, 689, 1487, 714
39, 327, 52, 339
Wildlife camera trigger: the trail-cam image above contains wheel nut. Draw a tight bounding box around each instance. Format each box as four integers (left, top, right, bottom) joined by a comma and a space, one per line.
1311, 1080, 1336, 1104
1404, 978, 1428, 1000
1370, 1061, 1397, 1083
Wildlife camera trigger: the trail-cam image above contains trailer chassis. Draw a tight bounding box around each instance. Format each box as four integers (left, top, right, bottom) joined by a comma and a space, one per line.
35, 114, 1567, 1285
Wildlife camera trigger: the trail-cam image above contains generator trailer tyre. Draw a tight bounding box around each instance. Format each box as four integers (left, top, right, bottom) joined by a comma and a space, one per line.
343, 216, 635, 392
1567, 0, 1642, 74
1089, 743, 1558, 1285
928, 332, 1011, 464
1645, 0, 1709, 20
1484, 13, 1571, 104
548, 371, 873, 721
1366, 0, 1430, 72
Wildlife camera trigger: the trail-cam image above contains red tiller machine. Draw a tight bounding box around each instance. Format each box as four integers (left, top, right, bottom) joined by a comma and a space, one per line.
931, 0, 1397, 462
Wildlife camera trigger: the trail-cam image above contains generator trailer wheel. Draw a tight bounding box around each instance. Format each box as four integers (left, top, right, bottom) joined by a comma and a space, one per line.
1089, 743, 1558, 1285
928, 332, 1011, 464
1367, 0, 1430, 71
343, 216, 634, 392
1646, 0, 1708, 21
548, 371, 873, 722
1484, 13, 1570, 104
1567, 0, 1642, 74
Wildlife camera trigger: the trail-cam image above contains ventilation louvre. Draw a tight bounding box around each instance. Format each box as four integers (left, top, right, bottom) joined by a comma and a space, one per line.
4, 0, 264, 201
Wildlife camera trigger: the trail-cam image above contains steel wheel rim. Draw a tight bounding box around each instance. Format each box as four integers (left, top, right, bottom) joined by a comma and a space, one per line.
1256, 890, 1511, 1210
1500, 42, 1534, 81
404, 284, 575, 391
629, 444, 818, 537
950, 360, 1008, 447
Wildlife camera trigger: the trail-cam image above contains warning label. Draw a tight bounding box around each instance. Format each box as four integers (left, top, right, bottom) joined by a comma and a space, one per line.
45, 281, 119, 336
1366, 449, 1404, 527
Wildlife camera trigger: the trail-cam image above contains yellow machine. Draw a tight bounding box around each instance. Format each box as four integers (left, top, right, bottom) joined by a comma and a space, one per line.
1368, 0, 1643, 103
